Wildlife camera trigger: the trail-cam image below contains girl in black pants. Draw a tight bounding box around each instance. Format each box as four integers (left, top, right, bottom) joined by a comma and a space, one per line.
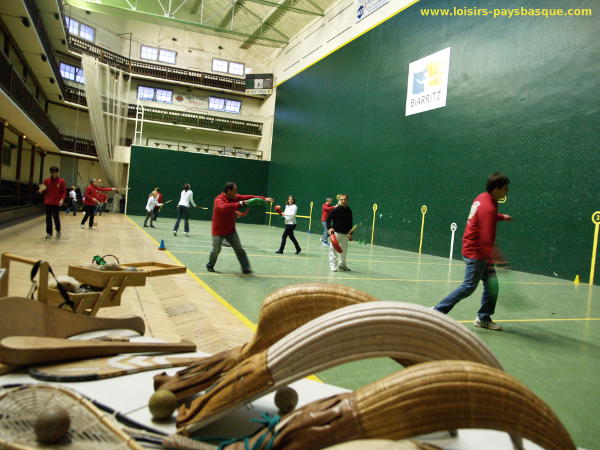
276, 195, 301, 255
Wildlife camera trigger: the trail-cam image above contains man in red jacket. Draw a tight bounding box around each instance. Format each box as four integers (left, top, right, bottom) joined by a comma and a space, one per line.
39, 166, 66, 239
80, 179, 116, 229
206, 182, 273, 274
433, 173, 512, 331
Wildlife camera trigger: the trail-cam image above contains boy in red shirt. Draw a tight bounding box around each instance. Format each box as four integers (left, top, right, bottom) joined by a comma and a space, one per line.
39, 166, 66, 239
206, 182, 272, 274
321, 197, 334, 247
433, 173, 512, 331
80, 179, 115, 229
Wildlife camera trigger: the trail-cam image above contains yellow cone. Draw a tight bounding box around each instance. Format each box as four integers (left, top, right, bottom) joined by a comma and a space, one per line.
574, 274, 580, 284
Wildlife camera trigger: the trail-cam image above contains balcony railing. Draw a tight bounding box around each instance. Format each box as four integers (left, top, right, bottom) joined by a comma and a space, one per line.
128, 105, 262, 136
22, 0, 65, 95
0, 50, 61, 147
68, 36, 246, 92
64, 86, 262, 136
59, 134, 97, 157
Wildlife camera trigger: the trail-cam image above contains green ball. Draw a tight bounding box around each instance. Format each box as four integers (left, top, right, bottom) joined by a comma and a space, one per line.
149, 389, 177, 420
274, 386, 298, 414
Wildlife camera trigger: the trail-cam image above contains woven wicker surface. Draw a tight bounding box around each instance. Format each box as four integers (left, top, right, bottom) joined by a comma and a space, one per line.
155, 283, 377, 398
323, 439, 441, 450
226, 361, 574, 450
176, 302, 501, 432
0, 384, 142, 449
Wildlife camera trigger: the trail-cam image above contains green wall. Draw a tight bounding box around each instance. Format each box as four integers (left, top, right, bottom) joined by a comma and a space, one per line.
128, 146, 270, 224
269, 0, 599, 282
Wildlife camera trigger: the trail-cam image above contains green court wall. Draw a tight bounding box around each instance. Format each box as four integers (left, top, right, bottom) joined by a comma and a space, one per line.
269, 0, 599, 283
127, 146, 270, 225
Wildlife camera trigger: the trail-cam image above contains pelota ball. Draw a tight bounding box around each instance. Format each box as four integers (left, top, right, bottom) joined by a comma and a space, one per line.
34, 406, 71, 443
149, 389, 177, 420
274, 386, 298, 414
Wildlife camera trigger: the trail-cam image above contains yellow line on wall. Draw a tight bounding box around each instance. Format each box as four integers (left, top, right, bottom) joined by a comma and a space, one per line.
277, 0, 422, 87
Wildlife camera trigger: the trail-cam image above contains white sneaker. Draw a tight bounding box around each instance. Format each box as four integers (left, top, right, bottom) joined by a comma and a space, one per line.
330, 267, 337, 272
56, 232, 62, 238
474, 318, 503, 331
45, 234, 52, 240
80, 224, 85, 229
322, 242, 329, 247
183, 232, 190, 236
173, 231, 177, 236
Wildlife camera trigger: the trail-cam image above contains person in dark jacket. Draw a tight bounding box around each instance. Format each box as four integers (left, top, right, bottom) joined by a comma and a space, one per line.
326, 194, 353, 272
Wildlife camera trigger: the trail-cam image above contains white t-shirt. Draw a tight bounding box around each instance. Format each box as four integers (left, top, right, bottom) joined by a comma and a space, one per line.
178, 190, 196, 208
283, 204, 298, 225
146, 196, 158, 212
69, 190, 77, 200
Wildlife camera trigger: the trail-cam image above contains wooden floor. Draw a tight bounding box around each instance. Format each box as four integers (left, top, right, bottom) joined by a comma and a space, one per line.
0, 212, 253, 353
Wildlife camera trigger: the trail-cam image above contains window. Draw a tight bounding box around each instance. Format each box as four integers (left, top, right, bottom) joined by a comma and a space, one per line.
137, 86, 173, 103
140, 45, 177, 64
159, 49, 176, 64
208, 96, 241, 114
229, 62, 244, 76
64, 16, 95, 42
212, 58, 245, 76
140, 45, 158, 61
60, 62, 85, 84
155, 88, 172, 103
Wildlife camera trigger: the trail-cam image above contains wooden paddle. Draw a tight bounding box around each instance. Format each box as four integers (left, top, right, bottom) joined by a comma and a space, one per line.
29, 353, 202, 382
0, 337, 196, 365
0, 297, 145, 340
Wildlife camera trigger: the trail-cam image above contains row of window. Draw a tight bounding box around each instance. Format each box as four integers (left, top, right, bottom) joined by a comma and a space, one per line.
140, 45, 177, 64
136, 86, 241, 114
64, 17, 247, 76
65, 16, 95, 42
60, 62, 85, 84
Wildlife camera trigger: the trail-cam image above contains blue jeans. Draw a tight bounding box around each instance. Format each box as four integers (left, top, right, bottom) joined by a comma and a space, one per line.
173, 205, 189, 232
434, 257, 498, 322
321, 221, 329, 244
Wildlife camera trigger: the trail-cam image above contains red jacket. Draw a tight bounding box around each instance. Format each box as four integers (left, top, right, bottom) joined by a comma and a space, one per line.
42, 177, 66, 205
321, 203, 335, 222
462, 192, 509, 261
211, 193, 266, 236
83, 185, 112, 206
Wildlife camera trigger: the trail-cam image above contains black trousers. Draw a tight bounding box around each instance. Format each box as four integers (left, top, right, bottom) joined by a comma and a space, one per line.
81, 204, 95, 228
279, 224, 301, 252
45, 205, 61, 235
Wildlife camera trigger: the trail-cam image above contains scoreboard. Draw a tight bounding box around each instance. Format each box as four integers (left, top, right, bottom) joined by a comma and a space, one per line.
245, 73, 274, 95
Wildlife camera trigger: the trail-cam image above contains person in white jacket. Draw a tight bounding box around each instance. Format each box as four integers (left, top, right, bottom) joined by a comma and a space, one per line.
144, 190, 163, 227
173, 183, 197, 236
275, 195, 301, 255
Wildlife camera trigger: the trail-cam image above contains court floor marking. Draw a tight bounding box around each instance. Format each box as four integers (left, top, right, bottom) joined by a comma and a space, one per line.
128, 216, 323, 382
193, 271, 572, 286
127, 216, 256, 330
457, 318, 600, 323
170, 249, 465, 266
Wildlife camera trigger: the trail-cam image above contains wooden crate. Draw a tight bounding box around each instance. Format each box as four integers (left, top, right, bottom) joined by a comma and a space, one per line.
120, 262, 186, 277
68, 266, 147, 288
47, 287, 121, 314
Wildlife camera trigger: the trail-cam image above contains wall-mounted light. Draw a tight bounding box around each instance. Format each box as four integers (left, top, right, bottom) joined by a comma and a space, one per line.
41, 54, 47, 62
48, 78, 55, 84
21, 17, 30, 28
54, 13, 59, 20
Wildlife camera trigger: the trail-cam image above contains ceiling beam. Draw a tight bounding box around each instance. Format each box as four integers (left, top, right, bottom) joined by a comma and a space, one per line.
65, 0, 289, 46
242, 0, 323, 16
217, 0, 289, 41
